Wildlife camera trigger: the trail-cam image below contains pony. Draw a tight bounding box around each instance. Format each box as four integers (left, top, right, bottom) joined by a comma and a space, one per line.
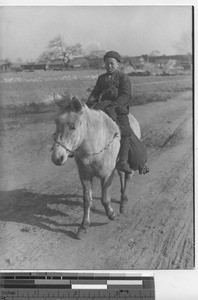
51, 94, 141, 239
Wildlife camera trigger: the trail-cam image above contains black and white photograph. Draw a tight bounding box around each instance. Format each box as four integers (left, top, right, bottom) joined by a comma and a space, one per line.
0, 4, 194, 272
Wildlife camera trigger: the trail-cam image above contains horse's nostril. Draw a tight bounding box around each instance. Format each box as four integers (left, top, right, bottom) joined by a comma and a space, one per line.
60, 155, 64, 163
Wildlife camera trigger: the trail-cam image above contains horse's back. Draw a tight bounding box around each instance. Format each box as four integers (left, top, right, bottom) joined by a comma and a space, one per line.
129, 113, 141, 139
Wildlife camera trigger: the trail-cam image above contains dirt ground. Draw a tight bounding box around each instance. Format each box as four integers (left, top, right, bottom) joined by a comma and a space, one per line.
0, 91, 194, 270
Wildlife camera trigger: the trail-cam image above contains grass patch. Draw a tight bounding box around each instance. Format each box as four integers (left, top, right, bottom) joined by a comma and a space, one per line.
130, 76, 192, 105
0, 70, 192, 117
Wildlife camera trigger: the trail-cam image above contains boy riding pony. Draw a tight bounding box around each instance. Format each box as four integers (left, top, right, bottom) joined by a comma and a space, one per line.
87, 50, 149, 175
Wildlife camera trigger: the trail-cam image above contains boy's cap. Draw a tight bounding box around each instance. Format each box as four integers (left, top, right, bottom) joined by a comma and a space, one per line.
103, 51, 121, 62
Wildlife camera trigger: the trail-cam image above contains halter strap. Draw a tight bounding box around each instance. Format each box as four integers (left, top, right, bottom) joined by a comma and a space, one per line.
51, 132, 119, 156
51, 137, 74, 154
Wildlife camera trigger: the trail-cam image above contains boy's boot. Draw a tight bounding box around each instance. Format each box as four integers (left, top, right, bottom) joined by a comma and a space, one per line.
116, 136, 132, 174
139, 165, 150, 174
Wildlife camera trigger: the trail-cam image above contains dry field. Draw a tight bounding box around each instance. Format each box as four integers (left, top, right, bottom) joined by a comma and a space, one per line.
0, 70, 194, 270
0, 69, 192, 111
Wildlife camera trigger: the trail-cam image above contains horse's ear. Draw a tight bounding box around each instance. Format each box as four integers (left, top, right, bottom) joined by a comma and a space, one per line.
53, 92, 72, 110
71, 96, 84, 112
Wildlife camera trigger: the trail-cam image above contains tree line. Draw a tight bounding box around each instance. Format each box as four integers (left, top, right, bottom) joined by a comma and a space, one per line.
0, 31, 192, 68
37, 31, 192, 66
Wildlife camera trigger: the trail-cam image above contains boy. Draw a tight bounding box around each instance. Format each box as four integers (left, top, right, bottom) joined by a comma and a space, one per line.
87, 50, 133, 174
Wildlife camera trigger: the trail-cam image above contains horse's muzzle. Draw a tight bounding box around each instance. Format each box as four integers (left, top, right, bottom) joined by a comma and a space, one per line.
51, 148, 68, 166
51, 154, 64, 166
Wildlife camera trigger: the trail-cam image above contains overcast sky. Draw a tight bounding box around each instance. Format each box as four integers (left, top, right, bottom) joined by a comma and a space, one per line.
0, 5, 192, 61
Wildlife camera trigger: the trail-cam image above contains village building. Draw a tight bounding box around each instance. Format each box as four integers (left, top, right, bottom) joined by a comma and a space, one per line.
0, 60, 11, 72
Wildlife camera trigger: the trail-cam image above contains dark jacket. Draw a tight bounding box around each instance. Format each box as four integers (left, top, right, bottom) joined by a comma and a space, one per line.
88, 70, 132, 115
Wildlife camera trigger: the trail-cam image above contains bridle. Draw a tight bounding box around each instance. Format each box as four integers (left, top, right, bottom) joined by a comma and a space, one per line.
51, 132, 119, 156
51, 135, 75, 155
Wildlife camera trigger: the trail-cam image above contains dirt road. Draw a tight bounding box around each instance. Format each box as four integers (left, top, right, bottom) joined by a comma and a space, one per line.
0, 91, 193, 270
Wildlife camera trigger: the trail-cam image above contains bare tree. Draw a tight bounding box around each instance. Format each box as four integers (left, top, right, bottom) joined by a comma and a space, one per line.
173, 32, 192, 64
42, 35, 82, 66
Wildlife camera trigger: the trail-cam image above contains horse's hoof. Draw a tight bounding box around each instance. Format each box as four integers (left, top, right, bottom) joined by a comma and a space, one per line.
108, 211, 116, 220
76, 227, 87, 240
126, 173, 133, 179
120, 203, 127, 214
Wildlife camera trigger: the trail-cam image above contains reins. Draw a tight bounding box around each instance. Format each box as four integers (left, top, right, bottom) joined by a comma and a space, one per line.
86, 132, 119, 156
51, 132, 119, 156
89, 82, 115, 104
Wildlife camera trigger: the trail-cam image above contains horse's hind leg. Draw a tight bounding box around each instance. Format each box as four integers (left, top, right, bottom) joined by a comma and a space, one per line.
76, 179, 92, 239
101, 171, 116, 220
119, 171, 133, 214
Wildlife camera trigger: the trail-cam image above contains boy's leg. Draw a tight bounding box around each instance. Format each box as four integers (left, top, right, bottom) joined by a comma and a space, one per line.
116, 115, 132, 174
116, 136, 132, 174
105, 106, 117, 122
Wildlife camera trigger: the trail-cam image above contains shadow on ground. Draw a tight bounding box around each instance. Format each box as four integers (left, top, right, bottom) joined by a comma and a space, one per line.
0, 189, 116, 239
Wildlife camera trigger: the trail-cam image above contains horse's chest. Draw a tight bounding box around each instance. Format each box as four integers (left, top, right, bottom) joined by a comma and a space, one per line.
86, 158, 103, 175
75, 156, 109, 178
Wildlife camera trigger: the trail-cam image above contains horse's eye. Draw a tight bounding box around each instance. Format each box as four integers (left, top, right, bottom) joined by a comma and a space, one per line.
70, 124, 76, 130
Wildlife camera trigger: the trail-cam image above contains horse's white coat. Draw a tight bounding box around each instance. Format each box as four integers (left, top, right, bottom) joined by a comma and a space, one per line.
51, 97, 141, 238
74, 105, 121, 179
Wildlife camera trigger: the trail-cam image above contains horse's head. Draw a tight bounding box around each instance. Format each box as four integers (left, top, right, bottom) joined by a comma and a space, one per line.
51, 93, 86, 166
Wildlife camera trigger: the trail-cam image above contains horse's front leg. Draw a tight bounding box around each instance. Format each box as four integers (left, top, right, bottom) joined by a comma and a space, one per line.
76, 179, 92, 239
101, 171, 116, 220
118, 171, 133, 214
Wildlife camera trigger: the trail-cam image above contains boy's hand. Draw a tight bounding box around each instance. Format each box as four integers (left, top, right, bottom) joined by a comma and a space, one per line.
93, 100, 112, 110
86, 95, 96, 107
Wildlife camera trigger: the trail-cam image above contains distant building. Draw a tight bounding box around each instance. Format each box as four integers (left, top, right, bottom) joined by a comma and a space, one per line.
85, 56, 104, 69
67, 57, 89, 69
47, 59, 65, 70
0, 60, 11, 72
21, 62, 35, 72
34, 58, 49, 70
10, 63, 23, 72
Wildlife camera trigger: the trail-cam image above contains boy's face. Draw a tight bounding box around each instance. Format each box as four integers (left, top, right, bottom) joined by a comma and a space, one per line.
104, 57, 119, 74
